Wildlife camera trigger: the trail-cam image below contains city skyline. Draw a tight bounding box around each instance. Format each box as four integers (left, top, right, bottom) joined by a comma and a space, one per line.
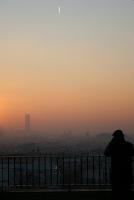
0, 0, 134, 134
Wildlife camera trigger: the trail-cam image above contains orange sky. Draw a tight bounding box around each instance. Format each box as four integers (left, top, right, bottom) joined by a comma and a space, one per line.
0, 1, 134, 134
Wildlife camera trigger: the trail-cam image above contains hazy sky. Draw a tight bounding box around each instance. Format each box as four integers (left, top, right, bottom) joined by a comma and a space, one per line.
0, 0, 134, 134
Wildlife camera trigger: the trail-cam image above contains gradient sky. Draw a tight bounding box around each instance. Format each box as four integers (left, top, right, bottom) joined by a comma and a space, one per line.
0, 0, 134, 134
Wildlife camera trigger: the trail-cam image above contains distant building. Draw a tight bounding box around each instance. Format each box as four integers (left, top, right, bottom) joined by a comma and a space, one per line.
25, 113, 30, 131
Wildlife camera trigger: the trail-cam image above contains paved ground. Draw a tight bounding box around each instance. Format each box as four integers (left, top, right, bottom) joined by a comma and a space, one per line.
0, 191, 111, 200
1, 191, 134, 200
1, 191, 110, 200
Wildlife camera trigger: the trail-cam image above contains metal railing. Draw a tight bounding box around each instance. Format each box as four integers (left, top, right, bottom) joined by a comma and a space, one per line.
0, 155, 133, 191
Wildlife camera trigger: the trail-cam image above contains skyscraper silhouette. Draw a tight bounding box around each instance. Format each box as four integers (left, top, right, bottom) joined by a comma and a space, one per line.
25, 113, 30, 132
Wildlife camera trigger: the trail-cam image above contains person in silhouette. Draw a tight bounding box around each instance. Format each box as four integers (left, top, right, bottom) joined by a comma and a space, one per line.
104, 130, 134, 200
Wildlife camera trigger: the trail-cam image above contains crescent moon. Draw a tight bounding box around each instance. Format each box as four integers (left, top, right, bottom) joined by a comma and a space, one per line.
58, 6, 61, 14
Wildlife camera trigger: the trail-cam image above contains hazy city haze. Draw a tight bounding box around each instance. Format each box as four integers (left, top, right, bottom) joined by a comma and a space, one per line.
0, 0, 134, 135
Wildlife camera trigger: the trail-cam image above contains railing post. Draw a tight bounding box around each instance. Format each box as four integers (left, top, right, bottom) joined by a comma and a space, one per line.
56, 157, 59, 185
26, 157, 28, 186
38, 157, 41, 187
44, 157, 46, 186
80, 156, 83, 185
1, 157, 4, 191
104, 156, 108, 185
92, 156, 95, 185
68, 157, 71, 189
19, 157, 22, 186
32, 157, 34, 187
13, 157, 16, 190
98, 155, 101, 186
8, 157, 10, 191
62, 157, 64, 186
74, 156, 77, 185
50, 157, 52, 186
87, 156, 89, 185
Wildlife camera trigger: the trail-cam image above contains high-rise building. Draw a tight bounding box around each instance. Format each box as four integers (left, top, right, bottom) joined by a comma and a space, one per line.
25, 113, 30, 131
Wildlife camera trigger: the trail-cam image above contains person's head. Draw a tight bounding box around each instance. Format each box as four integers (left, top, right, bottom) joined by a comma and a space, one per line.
112, 129, 125, 141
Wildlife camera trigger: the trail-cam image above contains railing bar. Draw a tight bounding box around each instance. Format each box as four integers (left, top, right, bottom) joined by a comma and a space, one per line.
26, 157, 28, 186
38, 157, 40, 187
50, 157, 52, 185
1, 157, 4, 191
20, 157, 22, 185
87, 156, 89, 185
57, 157, 59, 185
99, 155, 101, 185
62, 157, 64, 186
68, 157, 71, 186
74, 157, 77, 185
44, 157, 46, 186
105, 157, 107, 184
92, 156, 95, 185
80, 156, 83, 185
14, 157, 16, 189
8, 157, 10, 190
32, 157, 34, 187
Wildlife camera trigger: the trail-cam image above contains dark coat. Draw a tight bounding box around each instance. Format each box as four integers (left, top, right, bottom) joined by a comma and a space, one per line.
104, 138, 134, 186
